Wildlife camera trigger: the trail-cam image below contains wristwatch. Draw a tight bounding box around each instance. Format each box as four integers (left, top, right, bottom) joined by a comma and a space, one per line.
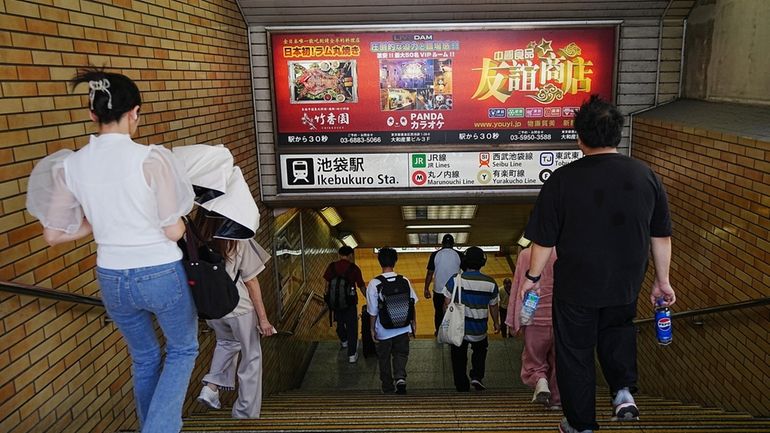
525, 270, 541, 283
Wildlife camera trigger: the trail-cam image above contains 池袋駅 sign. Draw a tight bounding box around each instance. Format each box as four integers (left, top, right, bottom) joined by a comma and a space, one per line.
270, 25, 616, 147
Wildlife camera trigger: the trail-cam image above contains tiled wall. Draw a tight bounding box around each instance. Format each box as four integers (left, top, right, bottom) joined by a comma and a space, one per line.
633, 117, 770, 416
0, 1, 333, 431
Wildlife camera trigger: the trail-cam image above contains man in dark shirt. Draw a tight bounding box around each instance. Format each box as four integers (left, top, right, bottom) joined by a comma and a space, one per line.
323, 246, 366, 363
519, 96, 677, 433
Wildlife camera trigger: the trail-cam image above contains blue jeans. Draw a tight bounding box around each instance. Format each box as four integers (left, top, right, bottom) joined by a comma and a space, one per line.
97, 261, 199, 433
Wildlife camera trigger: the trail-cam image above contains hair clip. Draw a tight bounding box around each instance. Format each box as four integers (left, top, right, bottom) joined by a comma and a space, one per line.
88, 78, 113, 110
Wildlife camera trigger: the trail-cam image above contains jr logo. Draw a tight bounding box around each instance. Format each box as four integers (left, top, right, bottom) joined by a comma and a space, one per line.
412, 154, 427, 168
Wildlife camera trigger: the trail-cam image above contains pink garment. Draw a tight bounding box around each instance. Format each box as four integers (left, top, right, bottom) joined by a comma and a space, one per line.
520, 325, 560, 405
505, 247, 557, 334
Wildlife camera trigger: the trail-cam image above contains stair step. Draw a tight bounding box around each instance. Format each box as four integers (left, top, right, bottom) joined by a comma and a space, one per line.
184, 389, 770, 433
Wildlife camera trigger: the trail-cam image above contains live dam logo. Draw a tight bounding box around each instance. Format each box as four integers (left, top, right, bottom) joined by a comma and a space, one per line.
285, 157, 398, 187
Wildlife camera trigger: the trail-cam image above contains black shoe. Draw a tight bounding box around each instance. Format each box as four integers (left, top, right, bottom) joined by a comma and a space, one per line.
395, 379, 407, 394
381, 386, 395, 394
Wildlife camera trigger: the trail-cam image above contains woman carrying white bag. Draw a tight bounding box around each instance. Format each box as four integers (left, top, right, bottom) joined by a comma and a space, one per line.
438, 247, 500, 392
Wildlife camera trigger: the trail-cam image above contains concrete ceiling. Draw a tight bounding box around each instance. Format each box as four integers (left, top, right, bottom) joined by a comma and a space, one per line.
237, 0, 695, 26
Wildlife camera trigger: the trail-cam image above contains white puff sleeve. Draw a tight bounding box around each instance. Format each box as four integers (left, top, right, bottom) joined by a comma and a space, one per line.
143, 146, 195, 227
26, 149, 85, 234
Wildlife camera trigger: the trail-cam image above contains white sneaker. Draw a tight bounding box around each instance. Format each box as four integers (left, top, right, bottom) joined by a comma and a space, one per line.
558, 417, 593, 433
341, 341, 348, 349
197, 385, 221, 409
348, 352, 359, 363
470, 379, 486, 390
395, 379, 407, 394
612, 388, 639, 421
532, 377, 551, 404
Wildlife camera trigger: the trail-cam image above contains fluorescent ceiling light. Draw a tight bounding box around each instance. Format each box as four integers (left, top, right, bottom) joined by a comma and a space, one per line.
405, 224, 471, 230
407, 232, 469, 245
341, 234, 358, 249
319, 207, 342, 226
401, 205, 477, 220
374, 246, 501, 253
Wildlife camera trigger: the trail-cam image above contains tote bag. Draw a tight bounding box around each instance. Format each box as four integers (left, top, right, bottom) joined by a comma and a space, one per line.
437, 275, 465, 346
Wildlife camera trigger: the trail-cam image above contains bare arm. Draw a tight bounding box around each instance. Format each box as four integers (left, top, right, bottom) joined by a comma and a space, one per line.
369, 313, 377, 342
518, 243, 555, 299
650, 236, 676, 307
423, 270, 434, 299
43, 219, 92, 246
489, 303, 500, 333
163, 218, 186, 242
244, 277, 276, 336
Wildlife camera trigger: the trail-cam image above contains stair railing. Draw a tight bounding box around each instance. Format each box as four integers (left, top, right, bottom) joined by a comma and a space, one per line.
277, 289, 327, 335
635, 296, 770, 324
1, 279, 295, 335
1, 280, 104, 307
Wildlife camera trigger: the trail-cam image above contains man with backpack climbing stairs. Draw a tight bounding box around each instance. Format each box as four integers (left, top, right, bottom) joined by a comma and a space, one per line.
323, 246, 367, 363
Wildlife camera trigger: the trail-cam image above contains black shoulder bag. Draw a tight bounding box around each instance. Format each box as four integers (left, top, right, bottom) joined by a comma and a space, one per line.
178, 218, 240, 320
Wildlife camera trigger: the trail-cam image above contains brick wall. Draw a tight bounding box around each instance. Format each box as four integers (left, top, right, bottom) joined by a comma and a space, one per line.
0, 0, 333, 431
633, 116, 770, 416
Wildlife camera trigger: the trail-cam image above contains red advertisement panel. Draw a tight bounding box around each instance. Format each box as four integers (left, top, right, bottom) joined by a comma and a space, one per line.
270, 26, 616, 146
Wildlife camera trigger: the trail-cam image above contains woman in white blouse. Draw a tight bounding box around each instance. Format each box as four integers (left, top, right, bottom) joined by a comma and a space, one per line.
27, 69, 197, 433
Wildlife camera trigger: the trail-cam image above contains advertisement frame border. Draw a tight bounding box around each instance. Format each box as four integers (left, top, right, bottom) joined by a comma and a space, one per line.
266, 21, 621, 196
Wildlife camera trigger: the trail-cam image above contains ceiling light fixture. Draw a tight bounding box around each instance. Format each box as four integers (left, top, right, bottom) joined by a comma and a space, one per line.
405, 224, 471, 230
401, 205, 477, 220
407, 232, 469, 245
341, 234, 358, 249
319, 207, 342, 226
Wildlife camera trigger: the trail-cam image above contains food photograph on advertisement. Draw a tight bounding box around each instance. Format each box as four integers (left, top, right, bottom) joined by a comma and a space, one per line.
288, 60, 357, 104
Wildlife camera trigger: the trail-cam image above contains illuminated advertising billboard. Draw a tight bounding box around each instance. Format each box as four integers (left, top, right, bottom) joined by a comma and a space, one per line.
269, 25, 617, 147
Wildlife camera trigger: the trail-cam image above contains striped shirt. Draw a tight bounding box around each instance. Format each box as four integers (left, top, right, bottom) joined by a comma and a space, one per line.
443, 271, 499, 342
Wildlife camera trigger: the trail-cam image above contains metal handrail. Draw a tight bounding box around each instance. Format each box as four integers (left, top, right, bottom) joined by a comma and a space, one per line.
280, 291, 326, 334
1, 280, 104, 307
1, 279, 296, 335
635, 297, 770, 324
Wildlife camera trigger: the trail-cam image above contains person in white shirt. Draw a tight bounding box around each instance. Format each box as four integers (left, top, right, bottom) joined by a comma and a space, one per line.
424, 234, 463, 336
366, 247, 418, 394
27, 68, 197, 433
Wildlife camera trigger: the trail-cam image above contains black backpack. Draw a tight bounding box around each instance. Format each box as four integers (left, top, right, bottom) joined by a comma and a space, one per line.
325, 264, 356, 312
178, 220, 240, 320
376, 275, 415, 329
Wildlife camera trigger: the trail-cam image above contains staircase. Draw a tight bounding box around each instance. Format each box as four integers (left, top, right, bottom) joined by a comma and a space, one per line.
184, 389, 770, 432
183, 340, 770, 432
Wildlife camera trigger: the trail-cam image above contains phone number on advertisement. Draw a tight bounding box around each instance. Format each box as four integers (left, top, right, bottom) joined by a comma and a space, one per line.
509, 133, 552, 141
339, 136, 383, 144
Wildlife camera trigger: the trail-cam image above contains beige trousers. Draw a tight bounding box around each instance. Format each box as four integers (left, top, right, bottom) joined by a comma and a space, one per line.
203, 311, 263, 419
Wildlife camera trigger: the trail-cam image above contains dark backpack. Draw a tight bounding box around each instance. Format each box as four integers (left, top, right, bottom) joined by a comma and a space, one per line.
325, 264, 356, 312
178, 219, 240, 320
376, 275, 415, 329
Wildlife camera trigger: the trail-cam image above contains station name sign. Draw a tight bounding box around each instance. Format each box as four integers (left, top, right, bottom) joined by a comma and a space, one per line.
280, 150, 582, 190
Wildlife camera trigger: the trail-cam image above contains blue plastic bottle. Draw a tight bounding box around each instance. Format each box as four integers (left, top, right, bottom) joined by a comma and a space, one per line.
654, 299, 672, 346
519, 291, 540, 326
